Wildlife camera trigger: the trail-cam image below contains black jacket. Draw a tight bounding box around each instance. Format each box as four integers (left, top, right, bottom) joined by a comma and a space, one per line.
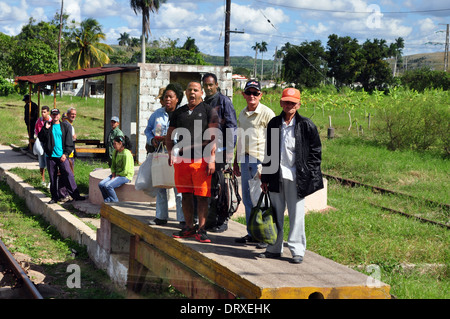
38, 120, 74, 158
261, 111, 324, 198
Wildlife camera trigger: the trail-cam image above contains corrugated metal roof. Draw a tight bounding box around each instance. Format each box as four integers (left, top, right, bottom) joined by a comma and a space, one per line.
15, 66, 139, 85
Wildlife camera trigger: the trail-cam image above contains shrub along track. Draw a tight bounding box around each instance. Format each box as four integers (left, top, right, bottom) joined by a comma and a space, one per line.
323, 173, 449, 230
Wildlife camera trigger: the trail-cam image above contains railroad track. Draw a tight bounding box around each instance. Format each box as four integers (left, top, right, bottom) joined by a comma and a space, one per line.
323, 173, 449, 230
0, 238, 43, 299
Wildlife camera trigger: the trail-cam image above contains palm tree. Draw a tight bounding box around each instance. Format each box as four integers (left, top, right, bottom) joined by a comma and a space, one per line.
130, 0, 167, 63
67, 18, 113, 69
118, 32, 131, 47
66, 18, 113, 97
259, 41, 268, 80
252, 42, 261, 78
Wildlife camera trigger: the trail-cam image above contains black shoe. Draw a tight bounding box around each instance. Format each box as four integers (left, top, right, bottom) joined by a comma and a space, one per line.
291, 255, 303, 264
235, 235, 255, 243
195, 228, 211, 243
207, 223, 228, 233
256, 242, 268, 249
257, 252, 282, 259
149, 218, 167, 225
48, 199, 57, 204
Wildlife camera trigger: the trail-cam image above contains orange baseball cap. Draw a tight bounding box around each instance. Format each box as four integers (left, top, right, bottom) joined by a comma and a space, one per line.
281, 88, 301, 103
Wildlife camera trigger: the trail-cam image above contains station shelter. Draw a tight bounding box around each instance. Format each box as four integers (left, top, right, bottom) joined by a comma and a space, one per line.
16, 63, 233, 163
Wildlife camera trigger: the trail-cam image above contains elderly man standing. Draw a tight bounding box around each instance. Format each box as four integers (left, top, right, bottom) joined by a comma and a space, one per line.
38, 108, 85, 204
166, 82, 219, 243
261, 88, 324, 264
202, 73, 237, 233
233, 80, 275, 245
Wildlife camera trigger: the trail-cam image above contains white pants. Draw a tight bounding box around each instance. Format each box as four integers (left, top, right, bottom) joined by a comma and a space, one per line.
268, 178, 306, 257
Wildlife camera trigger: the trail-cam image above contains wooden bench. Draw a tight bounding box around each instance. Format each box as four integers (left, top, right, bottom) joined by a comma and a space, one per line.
98, 201, 391, 299
75, 139, 105, 154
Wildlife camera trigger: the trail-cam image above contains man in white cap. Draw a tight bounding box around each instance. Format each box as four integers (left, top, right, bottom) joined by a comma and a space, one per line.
233, 79, 275, 246
106, 116, 124, 166
260, 88, 324, 264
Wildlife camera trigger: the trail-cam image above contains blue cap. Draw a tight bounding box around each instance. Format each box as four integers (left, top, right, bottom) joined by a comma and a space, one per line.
111, 116, 120, 122
244, 80, 261, 91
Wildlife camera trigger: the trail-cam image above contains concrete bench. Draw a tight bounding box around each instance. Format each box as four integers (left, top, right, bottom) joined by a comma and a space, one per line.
88, 168, 155, 205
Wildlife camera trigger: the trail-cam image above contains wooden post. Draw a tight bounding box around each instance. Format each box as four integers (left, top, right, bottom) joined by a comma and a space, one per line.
28, 84, 32, 150
53, 84, 57, 109
127, 235, 148, 295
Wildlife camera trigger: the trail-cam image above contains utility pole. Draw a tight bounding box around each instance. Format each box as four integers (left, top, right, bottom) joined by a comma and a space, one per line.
444, 24, 449, 72
224, 0, 244, 66
58, 0, 64, 98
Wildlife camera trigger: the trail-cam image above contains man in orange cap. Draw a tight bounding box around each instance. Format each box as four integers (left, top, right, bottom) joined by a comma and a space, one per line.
260, 88, 324, 264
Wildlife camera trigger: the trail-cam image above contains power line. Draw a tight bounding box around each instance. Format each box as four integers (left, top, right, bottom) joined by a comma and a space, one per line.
257, 9, 331, 84
255, 1, 450, 14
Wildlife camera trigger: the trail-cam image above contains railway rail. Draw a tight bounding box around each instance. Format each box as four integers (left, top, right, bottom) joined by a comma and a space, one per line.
323, 173, 449, 230
0, 238, 43, 299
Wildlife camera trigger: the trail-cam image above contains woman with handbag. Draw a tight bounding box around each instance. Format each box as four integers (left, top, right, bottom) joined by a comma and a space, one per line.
145, 83, 185, 225
98, 135, 134, 203
261, 88, 324, 264
34, 105, 51, 188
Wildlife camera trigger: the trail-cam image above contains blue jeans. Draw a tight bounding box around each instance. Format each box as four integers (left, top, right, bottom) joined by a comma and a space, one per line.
98, 175, 130, 202
240, 154, 261, 236
156, 188, 184, 222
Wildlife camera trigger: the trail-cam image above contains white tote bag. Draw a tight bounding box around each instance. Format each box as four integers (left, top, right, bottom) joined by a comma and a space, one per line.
33, 138, 44, 156
151, 144, 175, 189
249, 164, 267, 207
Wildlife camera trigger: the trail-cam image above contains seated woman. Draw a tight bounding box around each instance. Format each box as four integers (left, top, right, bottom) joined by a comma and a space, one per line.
98, 135, 134, 202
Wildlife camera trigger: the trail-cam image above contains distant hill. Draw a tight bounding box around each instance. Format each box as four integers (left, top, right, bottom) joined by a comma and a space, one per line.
388, 51, 446, 73
202, 54, 275, 77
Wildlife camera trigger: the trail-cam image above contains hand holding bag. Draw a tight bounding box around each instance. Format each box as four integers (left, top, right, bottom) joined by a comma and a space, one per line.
135, 153, 158, 196
151, 143, 175, 189
33, 138, 44, 156
248, 192, 278, 245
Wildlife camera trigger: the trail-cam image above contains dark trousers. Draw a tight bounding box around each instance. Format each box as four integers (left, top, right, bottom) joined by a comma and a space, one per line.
47, 157, 80, 201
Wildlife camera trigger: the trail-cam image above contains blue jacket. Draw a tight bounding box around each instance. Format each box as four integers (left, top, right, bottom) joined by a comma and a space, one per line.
144, 107, 170, 144
204, 91, 237, 152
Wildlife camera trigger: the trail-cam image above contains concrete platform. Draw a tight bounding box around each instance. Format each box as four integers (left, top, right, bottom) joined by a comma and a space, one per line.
99, 201, 391, 299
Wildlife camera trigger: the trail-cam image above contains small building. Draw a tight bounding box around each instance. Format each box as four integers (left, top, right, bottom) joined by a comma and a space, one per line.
16, 63, 233, 163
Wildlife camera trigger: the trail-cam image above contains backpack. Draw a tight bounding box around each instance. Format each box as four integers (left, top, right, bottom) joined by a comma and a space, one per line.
213, 165, 241, 224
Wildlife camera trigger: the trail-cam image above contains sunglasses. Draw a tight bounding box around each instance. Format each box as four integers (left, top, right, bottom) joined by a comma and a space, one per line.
244, 91, 261, 96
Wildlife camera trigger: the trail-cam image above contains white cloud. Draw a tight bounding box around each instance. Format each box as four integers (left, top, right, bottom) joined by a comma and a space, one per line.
64, 0, 82, 24
418, 18, 436, 35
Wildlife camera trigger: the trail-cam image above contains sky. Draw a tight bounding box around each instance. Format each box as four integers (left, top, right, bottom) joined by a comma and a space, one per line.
0, 0, 449, 62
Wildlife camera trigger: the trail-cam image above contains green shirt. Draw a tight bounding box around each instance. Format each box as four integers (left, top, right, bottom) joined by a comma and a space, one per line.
107, 127, 124, 159
111, 149, 134, 180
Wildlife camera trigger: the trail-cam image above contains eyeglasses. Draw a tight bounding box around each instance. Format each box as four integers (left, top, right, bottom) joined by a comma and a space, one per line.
244, 91, 261, 96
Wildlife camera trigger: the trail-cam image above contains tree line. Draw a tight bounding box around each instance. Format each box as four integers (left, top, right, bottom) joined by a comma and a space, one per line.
278, 34, 405, 92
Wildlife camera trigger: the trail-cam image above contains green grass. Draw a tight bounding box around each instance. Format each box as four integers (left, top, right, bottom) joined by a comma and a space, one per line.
0, 181, 125, 298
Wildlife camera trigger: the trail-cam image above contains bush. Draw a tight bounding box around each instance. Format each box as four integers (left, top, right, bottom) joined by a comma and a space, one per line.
401, 68, 450, 92
374, 94, 449, 157
0, 76, 14, 96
